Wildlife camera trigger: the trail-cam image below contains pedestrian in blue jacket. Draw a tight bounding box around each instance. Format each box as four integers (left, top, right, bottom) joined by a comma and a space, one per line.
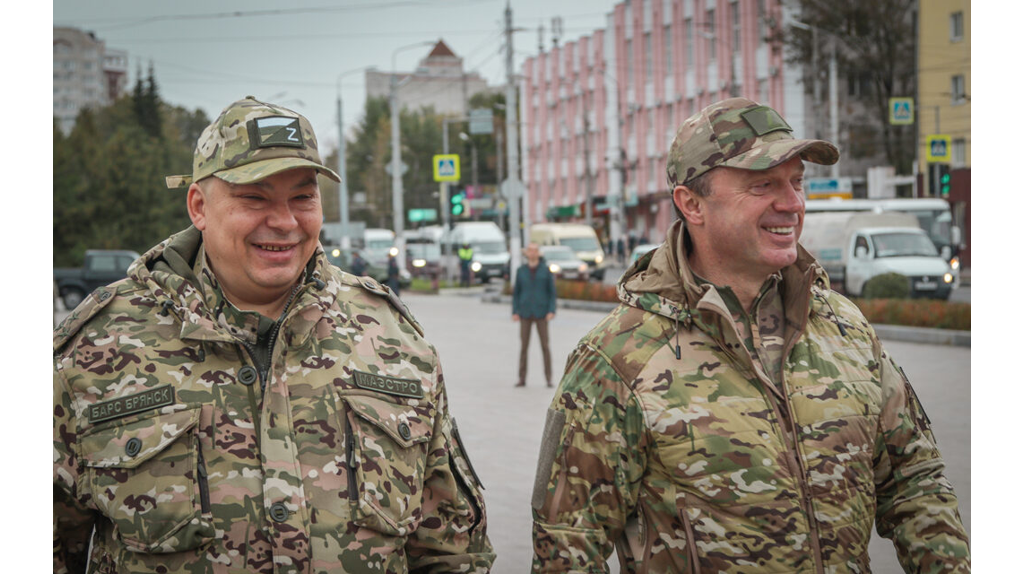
512, 242, 556, 387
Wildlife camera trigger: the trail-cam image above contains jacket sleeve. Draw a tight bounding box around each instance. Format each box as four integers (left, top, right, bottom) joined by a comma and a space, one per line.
406, 362, 495, 573
873, 347, 970, 573
546, 268, 557, 315
53, 361, 95, 574
512, 268, 522, 316
531, 346, 648, 573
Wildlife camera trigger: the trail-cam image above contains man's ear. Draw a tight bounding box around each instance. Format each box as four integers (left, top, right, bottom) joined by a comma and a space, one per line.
186, 183, 208, 231
672, 184, 704, 227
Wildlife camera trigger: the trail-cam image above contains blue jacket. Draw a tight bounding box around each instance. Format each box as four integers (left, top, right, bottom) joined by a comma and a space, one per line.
512, 261, 556, 319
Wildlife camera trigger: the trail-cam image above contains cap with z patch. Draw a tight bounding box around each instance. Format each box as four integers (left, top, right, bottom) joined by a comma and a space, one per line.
166, 96, 341, 189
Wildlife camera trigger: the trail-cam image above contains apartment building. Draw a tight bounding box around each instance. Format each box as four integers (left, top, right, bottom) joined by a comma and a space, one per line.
53, 27, 128, 134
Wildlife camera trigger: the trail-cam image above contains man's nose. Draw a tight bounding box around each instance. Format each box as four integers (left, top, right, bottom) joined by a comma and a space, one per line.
266, 200, 298, 230
775, 182, 805, 213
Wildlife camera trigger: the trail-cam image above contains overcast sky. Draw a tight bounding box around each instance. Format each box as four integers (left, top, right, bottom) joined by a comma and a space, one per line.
52, 0, 620, 153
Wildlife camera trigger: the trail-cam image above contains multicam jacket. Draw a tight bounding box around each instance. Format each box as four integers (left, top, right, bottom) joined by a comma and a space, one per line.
54, 227, 494, 574
531, 221, 969, 573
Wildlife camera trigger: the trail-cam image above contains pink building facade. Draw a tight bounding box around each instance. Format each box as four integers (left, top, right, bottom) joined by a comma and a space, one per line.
520, 0, 811, 247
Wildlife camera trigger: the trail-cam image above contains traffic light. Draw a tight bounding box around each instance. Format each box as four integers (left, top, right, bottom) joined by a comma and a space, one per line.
937, 164, 951, 196
450, 189, 466, 216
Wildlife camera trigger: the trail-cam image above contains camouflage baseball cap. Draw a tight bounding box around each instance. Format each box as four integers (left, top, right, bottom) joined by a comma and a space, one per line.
166, 96, 341, 188
666, 97, 839, 187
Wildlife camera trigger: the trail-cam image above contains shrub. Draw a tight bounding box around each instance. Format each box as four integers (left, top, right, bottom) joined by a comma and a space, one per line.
862, 272, 910, 300
852, 298, 970, 331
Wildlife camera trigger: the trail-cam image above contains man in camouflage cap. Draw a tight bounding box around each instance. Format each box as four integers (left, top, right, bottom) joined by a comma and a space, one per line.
531, 98, 969, 572
54, 96, 494, 573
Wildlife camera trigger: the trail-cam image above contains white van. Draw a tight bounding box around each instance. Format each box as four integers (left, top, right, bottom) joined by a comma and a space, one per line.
446, 222, 510, 282
529, 223, 607, 280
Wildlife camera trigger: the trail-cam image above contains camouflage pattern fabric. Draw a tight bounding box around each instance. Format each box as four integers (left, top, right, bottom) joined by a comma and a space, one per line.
531, 220, 969, 573
165, 96, 340, 189
54, 226, 494, 573
666, 97, 839, 187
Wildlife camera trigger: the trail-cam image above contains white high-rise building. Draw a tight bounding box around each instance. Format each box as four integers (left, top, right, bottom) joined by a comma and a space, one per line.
53, 27, 129, 134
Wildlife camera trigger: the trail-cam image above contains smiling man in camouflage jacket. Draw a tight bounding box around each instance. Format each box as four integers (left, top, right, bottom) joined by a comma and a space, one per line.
530, 98, 969, 573
54, 96, 494, 573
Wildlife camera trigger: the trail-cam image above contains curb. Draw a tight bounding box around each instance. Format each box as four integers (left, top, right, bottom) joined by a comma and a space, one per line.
482, 294, 971, 348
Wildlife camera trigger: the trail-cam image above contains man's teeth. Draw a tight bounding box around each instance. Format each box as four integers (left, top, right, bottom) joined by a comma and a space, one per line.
766, 227, 794, 234
258, 244, 290, 251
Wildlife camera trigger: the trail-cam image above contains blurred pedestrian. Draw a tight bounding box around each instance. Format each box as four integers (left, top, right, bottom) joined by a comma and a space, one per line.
531, 97, 969, 572
512, 243, 556, 387
386, 251, 401, 295
458, 242, 474, 287
351, 250, 367, 276
616, 237, 625, 265
54, 96, 494, 573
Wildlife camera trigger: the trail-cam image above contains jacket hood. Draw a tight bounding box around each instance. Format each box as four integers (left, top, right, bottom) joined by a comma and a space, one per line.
617, 220, 831, 331
127, 226, 334, 343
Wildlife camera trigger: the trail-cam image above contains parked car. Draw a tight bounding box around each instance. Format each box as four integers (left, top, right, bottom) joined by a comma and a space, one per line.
629, 243, 659, 265
323, 245, 411, 288
54, 249, 141, 309
405, 239, 442, 279
540, 245, 589, 281
529, 223, 607, 280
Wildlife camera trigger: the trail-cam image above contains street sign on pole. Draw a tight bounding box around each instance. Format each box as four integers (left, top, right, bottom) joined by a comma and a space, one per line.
468, 108, 494, 135
925, 135, 952, 162
889, 97, 914, 125
433, 154, 460, 182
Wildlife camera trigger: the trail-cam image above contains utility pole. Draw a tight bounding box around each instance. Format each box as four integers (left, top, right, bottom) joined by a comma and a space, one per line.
505, 1, 524, 282
582, 87, 593, 227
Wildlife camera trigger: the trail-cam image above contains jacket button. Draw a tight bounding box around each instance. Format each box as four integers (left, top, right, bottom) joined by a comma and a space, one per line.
398, 422, 412, 441
238, 366, 258, 386
125, 437, 142, 457
269, 502, 289, 523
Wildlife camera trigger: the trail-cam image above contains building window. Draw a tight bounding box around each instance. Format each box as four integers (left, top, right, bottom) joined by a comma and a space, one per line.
707, 9, 717, 60
684, 18, 694, 67
664, 25, 673, 77
626, 39, 633, 85
757, 0, 767, 43
951, 74, 966, 104
645, 32, 653, 81
731, 2, 741, 54
950, 11, 964, 42
952, 138, 966, 168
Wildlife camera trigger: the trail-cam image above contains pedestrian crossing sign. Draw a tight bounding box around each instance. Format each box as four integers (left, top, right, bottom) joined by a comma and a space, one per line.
889, 98, 914, 125
433, 154, 460, 182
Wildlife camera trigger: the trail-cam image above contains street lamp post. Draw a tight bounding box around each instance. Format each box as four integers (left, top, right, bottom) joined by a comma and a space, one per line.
390, 41, 434, 266
336, 66, 375, 250
459, 132, 479, 216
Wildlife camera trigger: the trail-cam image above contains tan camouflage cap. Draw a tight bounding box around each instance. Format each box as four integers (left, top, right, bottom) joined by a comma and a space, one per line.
666, 97, 839, 187
166, 96, 341, 188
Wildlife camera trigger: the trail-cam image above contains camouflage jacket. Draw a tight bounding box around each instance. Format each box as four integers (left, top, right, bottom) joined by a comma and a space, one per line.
531, 221, 968, 573
54, 227, 494, 574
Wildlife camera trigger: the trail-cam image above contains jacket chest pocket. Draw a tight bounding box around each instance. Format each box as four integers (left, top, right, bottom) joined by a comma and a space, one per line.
341, 394, 433, 537
81, 406, 215, 553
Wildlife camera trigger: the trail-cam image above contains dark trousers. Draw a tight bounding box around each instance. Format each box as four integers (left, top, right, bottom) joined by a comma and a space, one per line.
519, 317, 551, 385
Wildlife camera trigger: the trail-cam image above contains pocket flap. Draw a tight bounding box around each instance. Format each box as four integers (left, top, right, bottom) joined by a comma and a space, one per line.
344, 395, 432, 448
82, 407, 200, 470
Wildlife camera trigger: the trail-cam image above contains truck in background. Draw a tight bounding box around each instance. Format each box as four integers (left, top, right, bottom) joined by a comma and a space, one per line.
528, 223, 608, 281
800, 211, 955, 300
804, 198, 962, 273
54, 249, 141, 309
445, 221, 510, 283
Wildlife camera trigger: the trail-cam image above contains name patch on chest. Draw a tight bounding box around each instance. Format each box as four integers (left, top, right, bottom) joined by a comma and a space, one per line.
352, 371, 424, 399
87, 385, 176, 423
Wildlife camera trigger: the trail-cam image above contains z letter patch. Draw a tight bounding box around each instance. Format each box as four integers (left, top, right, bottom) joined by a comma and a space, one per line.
87, 385, 176, 423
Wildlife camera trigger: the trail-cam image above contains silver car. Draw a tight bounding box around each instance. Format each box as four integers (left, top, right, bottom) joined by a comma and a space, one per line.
540, 245, 589, 281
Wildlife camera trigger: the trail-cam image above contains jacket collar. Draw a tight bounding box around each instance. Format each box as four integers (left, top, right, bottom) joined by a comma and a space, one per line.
618, 220, 829, 337
130, 226, 332, 344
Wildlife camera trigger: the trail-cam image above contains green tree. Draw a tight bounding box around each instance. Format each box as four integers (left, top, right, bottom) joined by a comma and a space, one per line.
53, 80, 207, 267
776, 0, 917, 173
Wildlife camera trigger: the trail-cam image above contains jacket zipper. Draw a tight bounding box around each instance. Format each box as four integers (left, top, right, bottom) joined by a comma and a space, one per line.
450, 455, 482, 534
343, 404, 359, 502
697, 299, 825, 573
679, 493, 700, 574
196, 437, 211, 514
